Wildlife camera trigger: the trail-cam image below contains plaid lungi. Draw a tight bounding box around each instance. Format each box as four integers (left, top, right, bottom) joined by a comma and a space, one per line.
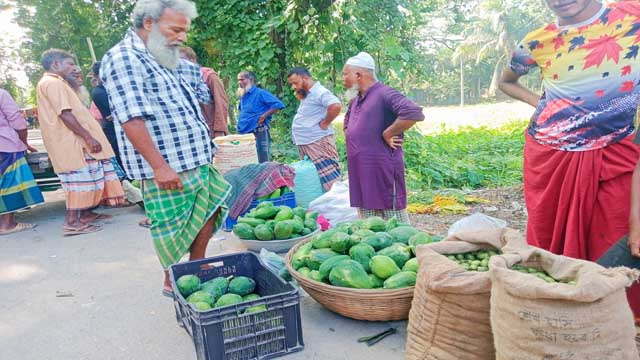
357, 208, 410, 224
143, 164, 231, 268
297, 134, 341, 191
57, 155, 125, 210
0, 152, 44, 215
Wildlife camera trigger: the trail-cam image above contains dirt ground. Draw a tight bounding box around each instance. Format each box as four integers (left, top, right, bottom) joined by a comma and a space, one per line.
409, 185, 527, 236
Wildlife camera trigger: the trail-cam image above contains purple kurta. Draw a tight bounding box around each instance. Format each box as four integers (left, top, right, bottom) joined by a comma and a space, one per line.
344, 82, 424, 210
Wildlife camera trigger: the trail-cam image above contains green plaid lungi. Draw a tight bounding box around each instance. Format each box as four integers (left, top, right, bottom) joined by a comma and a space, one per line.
143, 164, 231, 268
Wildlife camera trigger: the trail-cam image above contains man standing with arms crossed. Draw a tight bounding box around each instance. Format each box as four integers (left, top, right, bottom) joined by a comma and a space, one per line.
101, 0, 231, 296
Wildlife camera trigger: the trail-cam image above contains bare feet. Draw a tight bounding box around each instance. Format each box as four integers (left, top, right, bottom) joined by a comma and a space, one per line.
0, 222, 37, 235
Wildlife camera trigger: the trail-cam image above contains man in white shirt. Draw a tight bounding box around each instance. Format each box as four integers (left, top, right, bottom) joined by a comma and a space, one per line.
287, 67, 342, 191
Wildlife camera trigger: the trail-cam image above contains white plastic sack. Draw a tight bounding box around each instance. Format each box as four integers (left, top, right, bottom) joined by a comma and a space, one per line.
308, 181, 359, 226
448, 212, 507, 236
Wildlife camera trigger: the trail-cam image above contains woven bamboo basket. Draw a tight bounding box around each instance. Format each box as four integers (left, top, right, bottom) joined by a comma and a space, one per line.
285, 238, 415, 321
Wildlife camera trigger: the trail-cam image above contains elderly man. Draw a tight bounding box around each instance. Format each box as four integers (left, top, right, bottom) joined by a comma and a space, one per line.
236, 71, 285, 163
342, 52, 424, 223
101, 0, 231, 296
287, 67, 342, 191
36, 49, 125, 236
499, 0, 640, 317
0, 88, 44, 235
180, 46, 229, 138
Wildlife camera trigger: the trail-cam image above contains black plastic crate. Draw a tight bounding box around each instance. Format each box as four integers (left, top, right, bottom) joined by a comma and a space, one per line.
169, 252, 304, 360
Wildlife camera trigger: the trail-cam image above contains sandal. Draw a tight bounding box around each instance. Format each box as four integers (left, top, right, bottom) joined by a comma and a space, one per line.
0, 223, 37, 235
85, 213, 113, 222
138, 218, 152, 229
63, 224, 102, 237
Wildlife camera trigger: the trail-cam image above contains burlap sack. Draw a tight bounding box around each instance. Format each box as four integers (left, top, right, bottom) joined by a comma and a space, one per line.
405, 228, 528, 360
490, 248, 639, 360
213, 134, 258, 174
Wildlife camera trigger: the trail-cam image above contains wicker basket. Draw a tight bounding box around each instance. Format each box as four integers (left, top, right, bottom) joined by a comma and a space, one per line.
285, 238, 415, 321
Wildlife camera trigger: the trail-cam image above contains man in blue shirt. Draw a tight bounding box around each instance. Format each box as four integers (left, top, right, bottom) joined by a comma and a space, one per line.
236, 71, 285, 162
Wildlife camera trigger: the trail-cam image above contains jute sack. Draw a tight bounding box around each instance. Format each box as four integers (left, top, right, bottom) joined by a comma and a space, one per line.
213, 134, 258, 174
405, 228, 528, 360
490, 248, 639, 360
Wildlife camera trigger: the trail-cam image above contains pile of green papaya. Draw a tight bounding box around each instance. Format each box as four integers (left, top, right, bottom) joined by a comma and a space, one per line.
511, 264, 577, 285
233, 202, 319, 241
256, 186, 291, 201
290, 216, 439, 290
176, 274, 267, 313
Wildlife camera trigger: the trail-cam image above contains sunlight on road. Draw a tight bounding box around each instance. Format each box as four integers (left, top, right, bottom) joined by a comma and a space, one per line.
0, 262, 44, 284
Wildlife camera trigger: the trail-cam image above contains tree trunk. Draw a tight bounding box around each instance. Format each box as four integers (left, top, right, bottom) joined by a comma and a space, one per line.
460, 57, 464, 107
488, 54, 506, 97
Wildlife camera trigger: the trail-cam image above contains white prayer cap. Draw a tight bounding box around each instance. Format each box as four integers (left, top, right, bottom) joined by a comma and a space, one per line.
346, 52, 376, 71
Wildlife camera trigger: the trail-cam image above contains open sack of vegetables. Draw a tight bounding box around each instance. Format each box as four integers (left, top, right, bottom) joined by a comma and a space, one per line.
405, 227, 527, 360
489, 247, 640, 360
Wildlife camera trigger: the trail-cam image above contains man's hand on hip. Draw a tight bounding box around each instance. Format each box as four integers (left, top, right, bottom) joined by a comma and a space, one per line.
83, 136, 102, 153
154, 164, 184, 190
258, 114, 267, 126
629, 230, 640, 258
319, 119, 331, 130
383, 131, 403, 150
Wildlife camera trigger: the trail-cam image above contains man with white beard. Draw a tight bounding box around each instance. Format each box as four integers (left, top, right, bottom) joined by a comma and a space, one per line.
100, 0, 231, 297
342, 52, 424, 223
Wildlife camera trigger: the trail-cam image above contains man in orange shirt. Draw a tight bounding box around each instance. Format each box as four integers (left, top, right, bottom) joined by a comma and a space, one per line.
36, 49, 125, 236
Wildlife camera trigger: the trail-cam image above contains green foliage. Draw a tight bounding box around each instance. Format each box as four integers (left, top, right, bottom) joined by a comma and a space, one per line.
403, 121, 527, 190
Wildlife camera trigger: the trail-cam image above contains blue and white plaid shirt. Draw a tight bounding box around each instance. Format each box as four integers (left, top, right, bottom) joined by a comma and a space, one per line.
100, 29, 212, 180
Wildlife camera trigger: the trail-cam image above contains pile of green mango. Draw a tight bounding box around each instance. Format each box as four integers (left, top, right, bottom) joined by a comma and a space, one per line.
176, 274, 267, 313
511, 264, 577, 285
233, 202, 318, 241
446, 250, 501, 272
290, 217, 440, 290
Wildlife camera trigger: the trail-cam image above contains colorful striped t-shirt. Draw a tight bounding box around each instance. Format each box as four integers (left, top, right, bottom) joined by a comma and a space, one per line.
510, 2, 640, 151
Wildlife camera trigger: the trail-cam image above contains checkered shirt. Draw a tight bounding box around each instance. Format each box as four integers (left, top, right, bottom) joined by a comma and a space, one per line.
100, 29, 212, 180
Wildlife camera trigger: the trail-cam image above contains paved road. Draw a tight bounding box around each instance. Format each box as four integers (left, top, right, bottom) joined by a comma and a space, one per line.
1, 192, 408, 360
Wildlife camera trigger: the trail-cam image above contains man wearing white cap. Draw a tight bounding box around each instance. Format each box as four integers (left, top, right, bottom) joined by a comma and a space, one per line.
342, 52, 424, 223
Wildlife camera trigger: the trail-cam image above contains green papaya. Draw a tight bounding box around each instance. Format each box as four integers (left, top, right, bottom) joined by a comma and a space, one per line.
377, 243, 412, 268
243, 293, 261, 302
274, 221, 294, 240
291, 242, 313, 270
303, 217, 318, 231
254, 206, 280, 220
274, 206, 294, 221
312, 229, 336, 249
256, 194, 270, 201
297, 267, 311, 277
254, 224, 274, 241
256, 201, 274, 209
362, 233, 393, 251
228, 276, 256, 296
176, 274, 201, 297
335, 222, 354, 235
244, 304, 267, 314
269, 188, 281, 199
318, 255, 350, 281
330, 232, 351, 253
305, 210, 319, 221
385, 218, 399, 231
266, 220, 277, 231
368, 274, 385, 288
409, 232, 433, 247
233, 223, 256, 240
237, 217, 266, 227
192, 302, 212, 311
291, 216, 305, 233
281, 186, 291, 194
349, 243, 376, 272
383, 271, 417, 289
388, 226, 420, 244
301, 228, 312, 235
402, 258, 419, 273
200, 277, 229, 300
214, 293, 243, 308
364, 216, 387, 232
292, 206, 307, 219
308, 270, 323, 282
187, 291, 214, 306
370, 255, 401, 280
328, 260, 372, 289
306, 248, 339, 270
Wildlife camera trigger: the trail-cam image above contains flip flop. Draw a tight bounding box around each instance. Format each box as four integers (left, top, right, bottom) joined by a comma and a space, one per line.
86, 213, 113, 222
63, 224, 102, 237
0, 223, 37, 235
162, 288, 174, 298
138, 218, 152, 229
